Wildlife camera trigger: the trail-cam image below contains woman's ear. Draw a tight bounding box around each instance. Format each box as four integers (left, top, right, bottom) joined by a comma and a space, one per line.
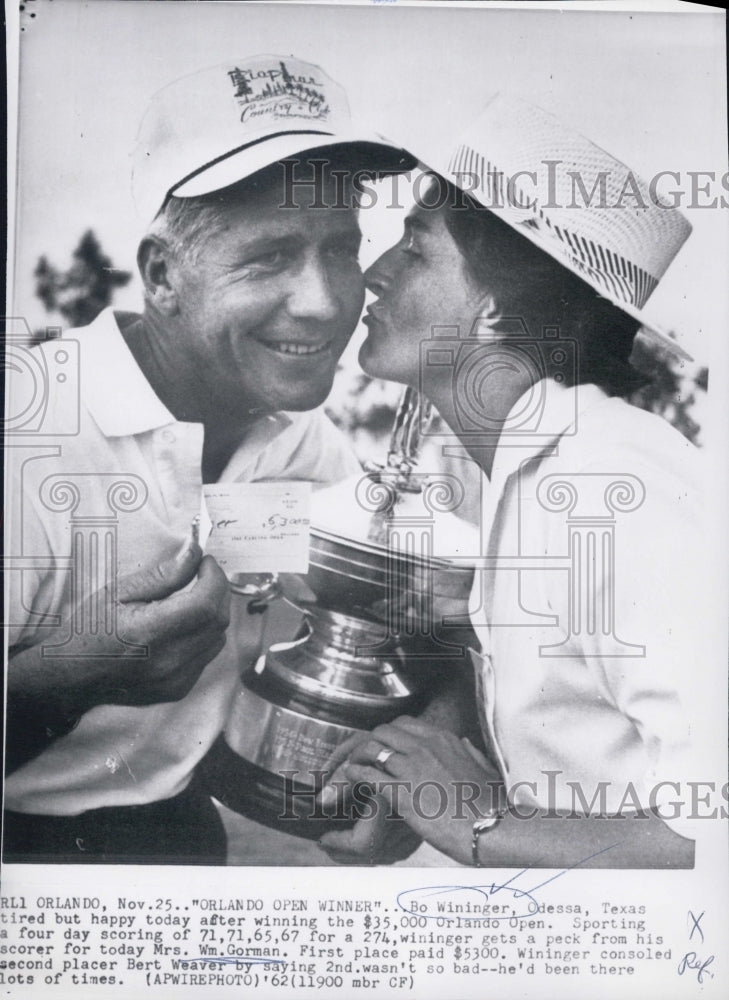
137, 236, 179, 316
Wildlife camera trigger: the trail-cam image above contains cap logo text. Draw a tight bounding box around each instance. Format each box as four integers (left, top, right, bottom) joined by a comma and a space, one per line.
227, 61, 331, 125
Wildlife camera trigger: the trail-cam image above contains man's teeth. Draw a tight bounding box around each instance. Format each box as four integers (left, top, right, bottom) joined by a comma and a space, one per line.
267, 341, 329, 356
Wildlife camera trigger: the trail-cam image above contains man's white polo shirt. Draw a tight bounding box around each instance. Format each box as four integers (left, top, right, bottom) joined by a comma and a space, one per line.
468, 378, 714, 843
5, 309, 361, 815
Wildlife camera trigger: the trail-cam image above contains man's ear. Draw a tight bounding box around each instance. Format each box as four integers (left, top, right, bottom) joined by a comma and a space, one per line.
137, 236, 179, 315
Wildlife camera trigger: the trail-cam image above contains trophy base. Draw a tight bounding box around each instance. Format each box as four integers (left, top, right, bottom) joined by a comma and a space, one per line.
199, 735, 360, 841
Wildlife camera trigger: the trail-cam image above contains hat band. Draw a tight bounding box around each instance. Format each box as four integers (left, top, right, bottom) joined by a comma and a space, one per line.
449, 143, 659, 311
166, 128, 338, 202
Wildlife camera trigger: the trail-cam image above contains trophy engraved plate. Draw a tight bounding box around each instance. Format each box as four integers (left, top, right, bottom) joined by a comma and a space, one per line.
200, 388, 476, 838
224, 689, 359, 773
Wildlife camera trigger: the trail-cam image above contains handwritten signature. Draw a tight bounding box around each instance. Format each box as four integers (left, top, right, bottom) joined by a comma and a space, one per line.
396, 842, 620, 922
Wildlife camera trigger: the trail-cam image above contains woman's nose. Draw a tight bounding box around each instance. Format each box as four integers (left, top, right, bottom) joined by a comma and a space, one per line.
364, 248, 396, 296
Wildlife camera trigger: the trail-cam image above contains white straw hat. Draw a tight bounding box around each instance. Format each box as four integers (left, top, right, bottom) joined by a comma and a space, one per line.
131, 55, 416, 224
442, 95, 693, 360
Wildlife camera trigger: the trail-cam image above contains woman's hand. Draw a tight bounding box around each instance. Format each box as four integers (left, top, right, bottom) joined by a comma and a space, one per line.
321, 715, 503, 866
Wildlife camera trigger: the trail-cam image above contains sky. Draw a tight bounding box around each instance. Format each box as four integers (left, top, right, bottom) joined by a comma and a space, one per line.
8, 0, 728, 372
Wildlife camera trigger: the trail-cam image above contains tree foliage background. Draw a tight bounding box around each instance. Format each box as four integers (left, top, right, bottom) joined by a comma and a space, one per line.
32, 231, 131, 341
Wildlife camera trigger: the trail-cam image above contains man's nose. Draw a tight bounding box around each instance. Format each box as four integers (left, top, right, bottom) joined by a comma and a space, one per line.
286, 257, 340, 321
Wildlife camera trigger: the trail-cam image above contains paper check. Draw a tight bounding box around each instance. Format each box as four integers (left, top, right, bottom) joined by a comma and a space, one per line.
202, 482, 311, 574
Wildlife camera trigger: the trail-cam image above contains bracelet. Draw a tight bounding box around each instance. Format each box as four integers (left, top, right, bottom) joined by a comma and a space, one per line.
471, 812, 504, 867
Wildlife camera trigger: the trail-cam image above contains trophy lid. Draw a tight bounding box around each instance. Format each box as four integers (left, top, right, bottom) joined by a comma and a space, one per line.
310, 472, 478, 563
307, 471, 477, 620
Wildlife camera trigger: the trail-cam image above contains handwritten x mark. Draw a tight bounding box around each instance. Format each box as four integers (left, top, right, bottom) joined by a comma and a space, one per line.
688, 910, 705, 944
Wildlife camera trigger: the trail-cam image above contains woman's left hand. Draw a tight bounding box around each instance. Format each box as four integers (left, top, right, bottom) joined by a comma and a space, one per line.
331, 716, 503, 866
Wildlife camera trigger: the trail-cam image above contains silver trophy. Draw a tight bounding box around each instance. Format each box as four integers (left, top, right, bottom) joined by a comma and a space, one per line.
200, 388, 476, 838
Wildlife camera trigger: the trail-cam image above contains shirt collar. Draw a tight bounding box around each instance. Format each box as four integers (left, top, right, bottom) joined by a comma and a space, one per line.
489, 378, 609, 494
77, 308, 178, 437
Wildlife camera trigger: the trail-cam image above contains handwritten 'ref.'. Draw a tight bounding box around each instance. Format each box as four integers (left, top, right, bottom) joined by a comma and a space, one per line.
677, 910, 714, 984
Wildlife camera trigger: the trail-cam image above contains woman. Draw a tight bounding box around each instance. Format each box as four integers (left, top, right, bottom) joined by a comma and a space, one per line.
319, 97, 708, 868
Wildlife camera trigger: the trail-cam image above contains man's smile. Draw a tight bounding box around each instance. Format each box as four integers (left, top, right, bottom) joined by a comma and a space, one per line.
252, 337, 334, 357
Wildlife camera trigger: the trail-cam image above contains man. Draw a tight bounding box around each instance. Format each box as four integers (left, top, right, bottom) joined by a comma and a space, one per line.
3, 55, 415, 864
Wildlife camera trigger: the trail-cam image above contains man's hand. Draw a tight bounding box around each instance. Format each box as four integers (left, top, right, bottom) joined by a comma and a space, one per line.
102, 541, 231, 705
7, 541, 234, 772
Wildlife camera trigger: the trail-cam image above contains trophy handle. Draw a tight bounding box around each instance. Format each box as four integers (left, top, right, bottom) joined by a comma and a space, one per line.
365, 387, 433, 493
229, 573, 282, 612
386, 386, 433, 479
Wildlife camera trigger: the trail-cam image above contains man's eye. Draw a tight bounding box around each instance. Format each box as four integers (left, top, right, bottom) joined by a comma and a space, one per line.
247, 249, 289, 269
